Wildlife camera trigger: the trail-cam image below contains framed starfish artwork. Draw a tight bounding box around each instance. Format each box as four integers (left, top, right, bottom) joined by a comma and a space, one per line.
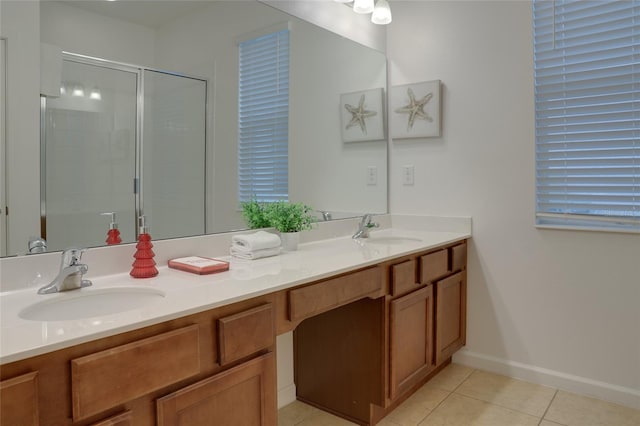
340, 88, 385, 143
390, 80, 442, 139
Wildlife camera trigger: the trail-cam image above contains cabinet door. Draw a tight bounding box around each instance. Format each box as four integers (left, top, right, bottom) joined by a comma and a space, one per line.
389, 285, 434, 400
435, 271, 466, 366
0, 371, 39, 426
156, 352, 276, 426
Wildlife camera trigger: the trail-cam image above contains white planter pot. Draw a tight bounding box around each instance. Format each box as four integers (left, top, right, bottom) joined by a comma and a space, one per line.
280, 232, 300, 251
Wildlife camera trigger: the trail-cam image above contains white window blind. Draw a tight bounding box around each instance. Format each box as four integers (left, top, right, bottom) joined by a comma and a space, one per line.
238, 29, 289, 203
533, 0, 639, 232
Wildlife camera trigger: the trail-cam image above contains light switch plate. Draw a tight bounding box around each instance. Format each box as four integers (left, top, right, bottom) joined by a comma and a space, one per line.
402, 165, 415, 185
367, 166, 378, 186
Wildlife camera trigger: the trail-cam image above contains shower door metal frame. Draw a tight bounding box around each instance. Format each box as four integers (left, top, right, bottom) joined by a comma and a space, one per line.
0, 38, 7, 256
40, 52, 208, 243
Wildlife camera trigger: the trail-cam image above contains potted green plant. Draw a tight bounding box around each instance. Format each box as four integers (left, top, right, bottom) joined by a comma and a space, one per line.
264, 201, 315, 250
240, 199, 271, 229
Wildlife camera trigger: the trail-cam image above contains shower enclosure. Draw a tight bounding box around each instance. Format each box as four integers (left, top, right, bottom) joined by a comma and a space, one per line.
41, 53, 207, 252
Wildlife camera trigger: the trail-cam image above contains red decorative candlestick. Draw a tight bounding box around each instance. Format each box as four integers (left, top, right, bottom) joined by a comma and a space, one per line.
130, 216, 158, 278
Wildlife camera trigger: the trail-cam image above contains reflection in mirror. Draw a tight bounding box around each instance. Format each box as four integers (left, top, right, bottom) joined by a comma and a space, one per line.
0, 0, 387, 257
42, 55, 208, 252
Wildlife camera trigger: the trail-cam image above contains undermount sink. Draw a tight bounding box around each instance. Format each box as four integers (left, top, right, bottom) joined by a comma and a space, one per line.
366, 236, 423, 245
19, 287, 165, 321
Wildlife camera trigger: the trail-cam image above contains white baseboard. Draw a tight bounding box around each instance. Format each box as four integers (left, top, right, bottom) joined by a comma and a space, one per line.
278, 383, 297, 409
453, 350, 640, 410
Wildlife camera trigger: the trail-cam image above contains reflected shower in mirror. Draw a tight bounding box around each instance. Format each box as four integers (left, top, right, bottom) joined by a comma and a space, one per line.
0, 0, 388, 257
42, 55, 208, 252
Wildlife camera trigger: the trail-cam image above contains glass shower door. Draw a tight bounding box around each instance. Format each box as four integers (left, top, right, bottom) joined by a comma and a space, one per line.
43, 60, 137, 251
142, 70, 206, 240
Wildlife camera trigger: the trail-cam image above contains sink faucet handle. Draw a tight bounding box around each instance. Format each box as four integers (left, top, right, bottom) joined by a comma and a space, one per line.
361, 214, 379, 228
60, 247, 87, 268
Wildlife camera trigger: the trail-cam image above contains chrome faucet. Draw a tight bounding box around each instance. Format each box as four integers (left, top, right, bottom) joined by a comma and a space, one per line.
318, 210, 333, 221
352, 214, 379, 239
37, 248, 92, 294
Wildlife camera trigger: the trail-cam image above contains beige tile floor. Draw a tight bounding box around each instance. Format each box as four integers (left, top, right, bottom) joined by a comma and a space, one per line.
278, 364, 640, 426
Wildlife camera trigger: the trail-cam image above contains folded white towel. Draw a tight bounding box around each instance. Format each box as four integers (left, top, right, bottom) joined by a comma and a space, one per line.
230, 246, 281, 260
232, 231, 281, 251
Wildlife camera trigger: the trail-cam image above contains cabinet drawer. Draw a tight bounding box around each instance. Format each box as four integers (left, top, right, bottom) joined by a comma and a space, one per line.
420, 249, 449, 283
450, 242, 467, 272
218, 303, 274, 365
0, 371, 39, 426
289, 267, 382, 322
71, 324, 200, 421
90, 411, 132, 426
391, 259, 419, 296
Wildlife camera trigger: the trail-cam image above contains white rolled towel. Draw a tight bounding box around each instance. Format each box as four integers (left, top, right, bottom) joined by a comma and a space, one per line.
230, 245, 281, 260
232, 231, 281, 251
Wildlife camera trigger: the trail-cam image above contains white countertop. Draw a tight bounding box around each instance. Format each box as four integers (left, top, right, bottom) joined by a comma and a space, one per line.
0, 226, 470, 364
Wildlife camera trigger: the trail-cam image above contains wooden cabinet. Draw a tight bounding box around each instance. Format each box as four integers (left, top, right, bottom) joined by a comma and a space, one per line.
0, 371, 39, 426
295, 240, 468, 425
0, 295, 276, 426
156, 353, 276, 426
389, 285, 434, 399
0, 238, 467, 426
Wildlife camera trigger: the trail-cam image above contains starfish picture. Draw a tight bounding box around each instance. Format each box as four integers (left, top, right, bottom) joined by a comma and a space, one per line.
395, 88, 433, 131
344, 94, 377, 134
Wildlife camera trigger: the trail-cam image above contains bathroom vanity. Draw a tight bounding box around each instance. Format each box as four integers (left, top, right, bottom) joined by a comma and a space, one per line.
0, 226, 469, 425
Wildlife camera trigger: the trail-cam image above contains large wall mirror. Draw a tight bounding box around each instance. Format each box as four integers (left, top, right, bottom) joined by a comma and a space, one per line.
0, 0, 388, 257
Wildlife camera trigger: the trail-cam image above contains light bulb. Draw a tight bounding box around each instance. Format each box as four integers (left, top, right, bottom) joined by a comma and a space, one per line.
353, 0, 374, 14
72, 85, 85, 97
89, 88, 102, 100
371, 0, 392, 24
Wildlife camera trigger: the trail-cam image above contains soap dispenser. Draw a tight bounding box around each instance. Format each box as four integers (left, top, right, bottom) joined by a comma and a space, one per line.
101, 212, 122, 245
130, 215, 158, 278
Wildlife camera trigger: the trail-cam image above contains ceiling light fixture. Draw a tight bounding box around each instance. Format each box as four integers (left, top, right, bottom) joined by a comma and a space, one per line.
371, 0, 392, 25
72, 84, 85, 97
335, 0, 392, 25
353, 0, 374, 14
89, 88, 102, 100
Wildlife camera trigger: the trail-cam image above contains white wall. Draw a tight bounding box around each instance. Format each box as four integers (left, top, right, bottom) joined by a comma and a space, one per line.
388, 1, 640, 408
40, 1, 156, 66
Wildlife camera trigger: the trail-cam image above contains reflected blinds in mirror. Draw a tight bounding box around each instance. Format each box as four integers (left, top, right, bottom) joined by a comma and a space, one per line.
238, 29, 290, 203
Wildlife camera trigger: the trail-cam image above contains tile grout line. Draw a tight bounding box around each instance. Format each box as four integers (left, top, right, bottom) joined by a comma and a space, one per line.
451, 370, 561, 422
449, 390, 545, 421
416, 368, 478, 425
537, 389, 560, 426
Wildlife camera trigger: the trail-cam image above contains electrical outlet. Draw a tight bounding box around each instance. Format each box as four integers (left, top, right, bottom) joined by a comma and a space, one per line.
367, 166, 378, 185
402, 165, 415, 185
